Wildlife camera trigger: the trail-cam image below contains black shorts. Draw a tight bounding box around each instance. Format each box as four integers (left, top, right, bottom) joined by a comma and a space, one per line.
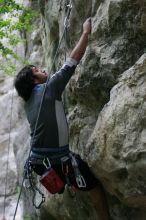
32, 154, 99, 192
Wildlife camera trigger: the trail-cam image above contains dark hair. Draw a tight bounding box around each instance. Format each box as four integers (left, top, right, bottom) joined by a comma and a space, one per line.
14, 65, 36, 101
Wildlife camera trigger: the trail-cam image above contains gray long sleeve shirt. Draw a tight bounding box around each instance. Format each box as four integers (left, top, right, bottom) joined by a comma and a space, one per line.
25, 58, 77, 149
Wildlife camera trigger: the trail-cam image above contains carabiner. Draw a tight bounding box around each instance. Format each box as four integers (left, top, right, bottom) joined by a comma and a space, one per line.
64, 1, 72, 28
43, 158, 51, 169
76, 175, 86, 188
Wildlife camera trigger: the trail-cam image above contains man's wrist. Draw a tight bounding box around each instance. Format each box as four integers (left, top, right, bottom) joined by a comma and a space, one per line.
82, 31, 90, 37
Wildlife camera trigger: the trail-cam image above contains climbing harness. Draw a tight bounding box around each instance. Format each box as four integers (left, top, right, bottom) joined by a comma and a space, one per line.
13, 1, 73, 219
23, 146, 86, 208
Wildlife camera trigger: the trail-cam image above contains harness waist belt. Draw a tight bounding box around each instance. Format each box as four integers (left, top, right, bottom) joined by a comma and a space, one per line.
31, 145, 70, 160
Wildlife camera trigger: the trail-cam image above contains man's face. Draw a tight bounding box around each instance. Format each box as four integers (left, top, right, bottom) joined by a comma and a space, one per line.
32, 67, 48, 84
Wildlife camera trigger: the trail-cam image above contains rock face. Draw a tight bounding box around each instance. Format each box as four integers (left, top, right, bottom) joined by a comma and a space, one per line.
0, 75, 23, 220
86, 54, 146, 208
1, 0, 146, 220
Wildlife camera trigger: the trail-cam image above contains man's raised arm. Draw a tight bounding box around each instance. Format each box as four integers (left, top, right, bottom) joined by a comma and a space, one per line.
69, 18, 92, 62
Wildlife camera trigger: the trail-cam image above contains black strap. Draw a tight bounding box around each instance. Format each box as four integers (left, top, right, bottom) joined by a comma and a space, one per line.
32, 145, 69, 153
31, 146, 70, 160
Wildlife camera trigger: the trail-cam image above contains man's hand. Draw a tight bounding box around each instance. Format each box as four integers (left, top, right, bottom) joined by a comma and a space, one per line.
83, 18, 92, 35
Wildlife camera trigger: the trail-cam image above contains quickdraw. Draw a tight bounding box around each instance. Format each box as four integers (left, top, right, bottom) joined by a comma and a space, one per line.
64, 1, 72, 28
70, 153, 86, 188
23, 159, 45, 209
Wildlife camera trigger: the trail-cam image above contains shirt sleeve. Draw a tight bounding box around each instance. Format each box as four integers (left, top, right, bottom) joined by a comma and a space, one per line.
49, 58, 78, 99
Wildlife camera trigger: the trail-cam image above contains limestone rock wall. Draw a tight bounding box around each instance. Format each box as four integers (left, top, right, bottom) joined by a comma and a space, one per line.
1, 0, 146, 219
86, 54, 146, 208
0, 75, 23, 219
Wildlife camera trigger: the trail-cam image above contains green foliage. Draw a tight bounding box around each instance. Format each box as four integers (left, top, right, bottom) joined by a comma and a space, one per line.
16, 185, 20, 195
0, 0, 37, 76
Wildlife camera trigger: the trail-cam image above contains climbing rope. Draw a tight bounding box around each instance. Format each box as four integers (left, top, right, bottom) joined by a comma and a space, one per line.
63, 1, 72, 111
12, 1, 73, 219
52, 0, 72, 74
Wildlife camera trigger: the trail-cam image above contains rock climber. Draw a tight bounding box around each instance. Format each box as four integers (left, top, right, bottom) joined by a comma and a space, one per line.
14, 18, 111, 220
